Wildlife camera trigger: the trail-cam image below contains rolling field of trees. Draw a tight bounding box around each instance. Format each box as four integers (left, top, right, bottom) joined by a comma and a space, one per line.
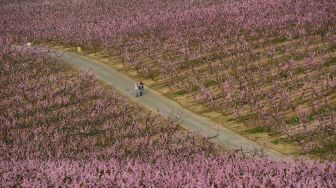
1, 35, 336, 187
3, 0, 335, 154
1, 0, 336, 186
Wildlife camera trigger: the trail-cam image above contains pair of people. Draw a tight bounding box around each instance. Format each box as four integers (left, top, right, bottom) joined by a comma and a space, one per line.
135, 81, 144, 97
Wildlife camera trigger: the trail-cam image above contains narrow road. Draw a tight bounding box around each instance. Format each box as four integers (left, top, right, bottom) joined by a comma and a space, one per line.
16, 45, 284, 158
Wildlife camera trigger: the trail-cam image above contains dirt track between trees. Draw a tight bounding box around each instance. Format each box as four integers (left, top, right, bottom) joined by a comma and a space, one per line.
16, 45, 285, 159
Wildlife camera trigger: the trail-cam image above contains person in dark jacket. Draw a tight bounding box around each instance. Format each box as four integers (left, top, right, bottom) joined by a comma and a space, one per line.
139, 81, 144, 96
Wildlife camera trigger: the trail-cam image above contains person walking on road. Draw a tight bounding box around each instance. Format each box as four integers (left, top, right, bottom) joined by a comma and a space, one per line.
135, 82, 140, 97
139, 81, 144, 96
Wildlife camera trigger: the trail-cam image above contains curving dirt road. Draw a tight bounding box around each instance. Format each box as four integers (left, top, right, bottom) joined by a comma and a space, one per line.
15, 45, 285, 159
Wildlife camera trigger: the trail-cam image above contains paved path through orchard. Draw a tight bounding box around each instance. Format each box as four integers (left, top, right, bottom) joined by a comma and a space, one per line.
17, 46, 284, 158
